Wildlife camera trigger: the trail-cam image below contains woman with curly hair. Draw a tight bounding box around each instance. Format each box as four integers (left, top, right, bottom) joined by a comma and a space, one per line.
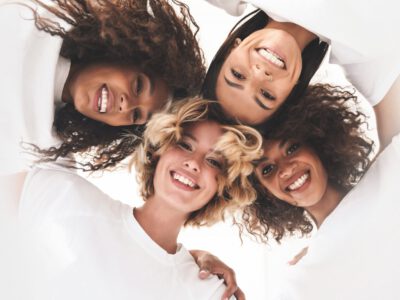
201, 0, 400, 125
242, 81, 400, 298
16, 98, 262, 299
0, 0, 205, 174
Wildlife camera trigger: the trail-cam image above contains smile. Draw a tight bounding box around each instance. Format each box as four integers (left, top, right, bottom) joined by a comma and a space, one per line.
257, 48, 285, 69
287, 171, 310, 191
171, 171, 199, 189
98, 85, 109, 113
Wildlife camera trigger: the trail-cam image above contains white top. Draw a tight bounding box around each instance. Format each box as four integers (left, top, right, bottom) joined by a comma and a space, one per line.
271, 133, 400, 300
18, 166, 233, 300
0, 1, 71, 174
205, 0, 400, 106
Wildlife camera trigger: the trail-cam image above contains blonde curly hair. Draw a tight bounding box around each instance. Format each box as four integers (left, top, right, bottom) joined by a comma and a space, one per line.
131, 98, 263, 226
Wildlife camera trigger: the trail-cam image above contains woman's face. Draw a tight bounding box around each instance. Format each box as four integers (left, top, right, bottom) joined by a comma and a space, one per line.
152, 120, 225, 215
255, 139, 328, 208
65, 62, 170, 126
216, 28, 302, 125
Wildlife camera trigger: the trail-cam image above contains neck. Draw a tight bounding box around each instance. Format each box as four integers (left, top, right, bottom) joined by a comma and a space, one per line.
267, 19, 317, 51
134, 196, 187, 254
306, 185, 344, 228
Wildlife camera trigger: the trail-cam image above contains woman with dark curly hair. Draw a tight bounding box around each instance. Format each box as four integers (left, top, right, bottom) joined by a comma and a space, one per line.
241, 80, 400, 298
16, 98, 262, 299
201, 0, 400, 125
0, 0, 205, 174
244, 84, 375, 243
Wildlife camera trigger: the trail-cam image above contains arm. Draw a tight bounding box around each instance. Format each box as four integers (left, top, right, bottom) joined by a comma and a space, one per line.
374, 74, 400, 151
190, 249, 245, 300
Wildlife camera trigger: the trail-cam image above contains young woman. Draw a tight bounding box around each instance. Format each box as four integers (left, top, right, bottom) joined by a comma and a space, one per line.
202, 0, 400, 125
0, 0, 205, 174
241, 81, 400, 298
15, 98, 262, 300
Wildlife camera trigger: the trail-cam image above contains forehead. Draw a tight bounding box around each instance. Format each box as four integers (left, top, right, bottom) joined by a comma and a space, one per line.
183, 120, 223, 146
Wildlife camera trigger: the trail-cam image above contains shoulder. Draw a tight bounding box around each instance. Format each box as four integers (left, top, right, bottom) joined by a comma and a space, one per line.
20, 167, 121, 224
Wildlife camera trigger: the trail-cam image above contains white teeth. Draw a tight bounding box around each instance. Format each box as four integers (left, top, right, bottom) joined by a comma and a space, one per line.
98, 86, 108, 113
173, 173, 196, 188
258, 48, 285, 69
288, 172, 309, 191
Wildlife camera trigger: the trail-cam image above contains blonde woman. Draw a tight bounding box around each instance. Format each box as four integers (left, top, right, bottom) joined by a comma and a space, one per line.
16, 98, 262, 300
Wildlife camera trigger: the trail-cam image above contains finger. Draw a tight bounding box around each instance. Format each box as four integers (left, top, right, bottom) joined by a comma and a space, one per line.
198, 269, 211, 279
220, 269, 238, 300
234, 287, 246, 300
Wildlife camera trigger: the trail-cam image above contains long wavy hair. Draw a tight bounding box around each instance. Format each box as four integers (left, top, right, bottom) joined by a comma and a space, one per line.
132, 98, 263, 226
237, 84, 374, 243
30, 0, 205, 170
202, 10, 329, 113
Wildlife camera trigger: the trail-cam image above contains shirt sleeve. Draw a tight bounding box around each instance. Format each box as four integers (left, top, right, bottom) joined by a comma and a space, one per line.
203, 0, 248, 16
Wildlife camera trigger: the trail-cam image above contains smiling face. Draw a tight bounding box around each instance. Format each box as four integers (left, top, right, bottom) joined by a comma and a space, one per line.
152, 120, 225, 215
216, 28, 302, 125
64, 62, 170, 126
255, 139, 328, 208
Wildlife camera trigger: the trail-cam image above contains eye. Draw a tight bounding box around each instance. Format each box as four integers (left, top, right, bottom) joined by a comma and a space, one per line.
287, 142, 301, 155
231, 69, 245, 80
177, 140, 192, 152
261, 89, 276, 101
261, 164, 275, 176
206, 157, 223, 170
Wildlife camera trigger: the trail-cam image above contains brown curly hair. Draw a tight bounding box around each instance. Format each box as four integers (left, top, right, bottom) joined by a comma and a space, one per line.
30, 0, 206, 170
237, 84, 374, 243
131, 98, 263, 227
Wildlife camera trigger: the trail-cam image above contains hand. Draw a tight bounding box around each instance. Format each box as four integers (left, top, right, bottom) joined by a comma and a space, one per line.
190, 249, 245, 300
288, 247, 308, 265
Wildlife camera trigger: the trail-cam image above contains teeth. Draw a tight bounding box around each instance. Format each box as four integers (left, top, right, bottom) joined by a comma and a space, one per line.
173, 173, 196, 188
98, 86, 108, 113
288, 172, 309, 191
258, 48, 285, 68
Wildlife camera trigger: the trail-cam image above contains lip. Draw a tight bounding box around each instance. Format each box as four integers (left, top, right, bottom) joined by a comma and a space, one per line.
284, 170, 311, 193
92, 84, 114, 113
255, 47, 286, 70
170, 170, 199, 191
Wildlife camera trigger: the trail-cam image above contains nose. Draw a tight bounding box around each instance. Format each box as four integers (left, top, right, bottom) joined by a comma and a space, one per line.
183, 158, 200, 173
253, 64, 273, 82
118, 93, 135, 112
278, 161, 297, 179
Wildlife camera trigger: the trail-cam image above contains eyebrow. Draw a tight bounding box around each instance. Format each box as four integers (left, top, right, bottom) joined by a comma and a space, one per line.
149, 76, 155, 94
224, 76, 243, 90
254, 97, 272, 110
183, 133, 197, 142
279, 139, 288, 149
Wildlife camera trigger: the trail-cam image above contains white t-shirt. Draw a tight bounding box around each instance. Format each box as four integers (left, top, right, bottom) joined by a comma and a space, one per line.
205, 0, 400, 106
18, 167, 233, 300
271, 133, 400, 300
0, 1, 71, 174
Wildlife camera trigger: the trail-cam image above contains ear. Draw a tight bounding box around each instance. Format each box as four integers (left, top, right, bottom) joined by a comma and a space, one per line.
233, 38, 242, 48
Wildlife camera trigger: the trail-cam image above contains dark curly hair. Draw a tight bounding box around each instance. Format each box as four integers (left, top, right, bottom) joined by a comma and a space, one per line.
30, 0, 206, 171
237, 84, 374, 243
202, 10, 329, 112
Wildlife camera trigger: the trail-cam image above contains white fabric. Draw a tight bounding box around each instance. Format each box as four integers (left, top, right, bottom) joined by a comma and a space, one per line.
18, 167, 233, 300
205, 0, 400, 106
271, 134, 400, 300
0, 1, 71, 174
